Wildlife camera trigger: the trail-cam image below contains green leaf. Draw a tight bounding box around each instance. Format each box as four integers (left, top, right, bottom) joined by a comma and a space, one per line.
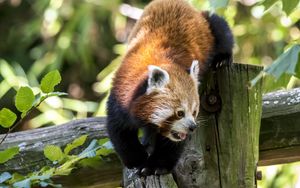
53, 157, 80, 176
39, 166, 55, 176
15, 87, 35, 113
282, 0, 299, 15
251, 44, 300, 87
54, 166, 74, 176
8, 173, 24, 184
96, 148, 113, 156
30, 174, 51, 181
64, 135, 88, 155
102, 141, 114, 149
265, 44, 300, 79
97, 138, 109, 146
262, 0, 279, 11
40, 70, 62, 93
209, 0, 229, 9
0, 172, 12, 183
0, 147, 19, 164
44, 145, 64, 162
13, 178, 30, 188
79, 139, 100, 158
0, 108, 17, 128
78, 157, 103, 168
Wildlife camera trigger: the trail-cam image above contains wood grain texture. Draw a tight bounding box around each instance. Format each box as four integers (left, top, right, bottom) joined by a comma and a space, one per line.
262, 88, 300, 118
259, 88, 300, 166
174, 64, 263, 188
215, 64, 263, 188
123, 168, 178, 188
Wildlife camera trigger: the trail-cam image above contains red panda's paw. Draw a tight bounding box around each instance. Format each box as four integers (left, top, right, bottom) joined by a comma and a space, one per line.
136, 159, 173, 176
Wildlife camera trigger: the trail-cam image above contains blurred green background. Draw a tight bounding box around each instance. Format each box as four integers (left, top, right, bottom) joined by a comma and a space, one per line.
0, 0, 299, 187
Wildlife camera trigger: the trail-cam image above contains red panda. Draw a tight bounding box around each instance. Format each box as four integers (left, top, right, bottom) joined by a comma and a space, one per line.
107, 0, 233, 176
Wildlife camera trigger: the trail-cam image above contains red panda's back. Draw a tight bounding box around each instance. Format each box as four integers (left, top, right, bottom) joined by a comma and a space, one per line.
128, 0, 214, 67
113, 0, 214, 109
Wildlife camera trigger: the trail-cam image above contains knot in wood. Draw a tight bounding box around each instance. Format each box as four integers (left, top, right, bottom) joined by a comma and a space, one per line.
208, 95, 217, 105
200, 91, 221, 113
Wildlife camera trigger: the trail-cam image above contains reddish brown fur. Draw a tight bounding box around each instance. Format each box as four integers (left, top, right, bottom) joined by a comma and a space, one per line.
113, 0, 214, 113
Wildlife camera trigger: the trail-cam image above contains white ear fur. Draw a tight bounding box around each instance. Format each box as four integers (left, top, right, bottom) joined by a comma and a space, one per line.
190, 60, 200, 83
147, 65, 169, 94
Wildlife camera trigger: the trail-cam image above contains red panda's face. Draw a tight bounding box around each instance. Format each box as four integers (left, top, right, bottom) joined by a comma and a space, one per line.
151, 95, 199, 142
131, 61, 200, 142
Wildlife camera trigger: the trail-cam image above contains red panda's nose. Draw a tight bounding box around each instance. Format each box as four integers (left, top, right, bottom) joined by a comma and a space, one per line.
188, 122, 197, 132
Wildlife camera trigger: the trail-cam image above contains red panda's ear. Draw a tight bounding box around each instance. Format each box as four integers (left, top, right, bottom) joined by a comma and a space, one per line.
190, 60, 199, 84
147, 65, 170, 93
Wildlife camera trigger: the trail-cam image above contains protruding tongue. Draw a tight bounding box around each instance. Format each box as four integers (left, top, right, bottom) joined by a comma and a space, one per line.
179, 132, 187, 140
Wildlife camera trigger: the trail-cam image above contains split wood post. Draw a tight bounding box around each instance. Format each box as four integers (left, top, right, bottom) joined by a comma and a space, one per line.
174, 63, 263, 188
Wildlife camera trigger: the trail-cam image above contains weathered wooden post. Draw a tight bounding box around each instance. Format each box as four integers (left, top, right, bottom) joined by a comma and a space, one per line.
174, 63, 263, 188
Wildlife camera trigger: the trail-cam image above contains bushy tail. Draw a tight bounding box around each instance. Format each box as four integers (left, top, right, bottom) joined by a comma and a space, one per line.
203, 12, 234, 66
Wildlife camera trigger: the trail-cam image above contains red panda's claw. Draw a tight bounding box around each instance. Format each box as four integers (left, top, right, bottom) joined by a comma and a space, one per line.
139, 167, 153, 176
135, 166, 172, 176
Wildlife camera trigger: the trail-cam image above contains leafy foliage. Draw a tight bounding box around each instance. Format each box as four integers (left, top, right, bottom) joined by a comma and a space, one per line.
0, 136, 115, 187
251, 44, 300, 87
261, 0, 300, 15
0, 70, 65, 141
265, 44, 300, 79
0, 69, 69, 176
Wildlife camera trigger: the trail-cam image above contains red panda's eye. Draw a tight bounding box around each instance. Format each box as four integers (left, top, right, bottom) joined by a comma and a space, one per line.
177, 110, 185, 118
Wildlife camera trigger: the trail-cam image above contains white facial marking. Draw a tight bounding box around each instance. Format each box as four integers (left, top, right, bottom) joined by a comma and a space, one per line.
150, 107, 173, 125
